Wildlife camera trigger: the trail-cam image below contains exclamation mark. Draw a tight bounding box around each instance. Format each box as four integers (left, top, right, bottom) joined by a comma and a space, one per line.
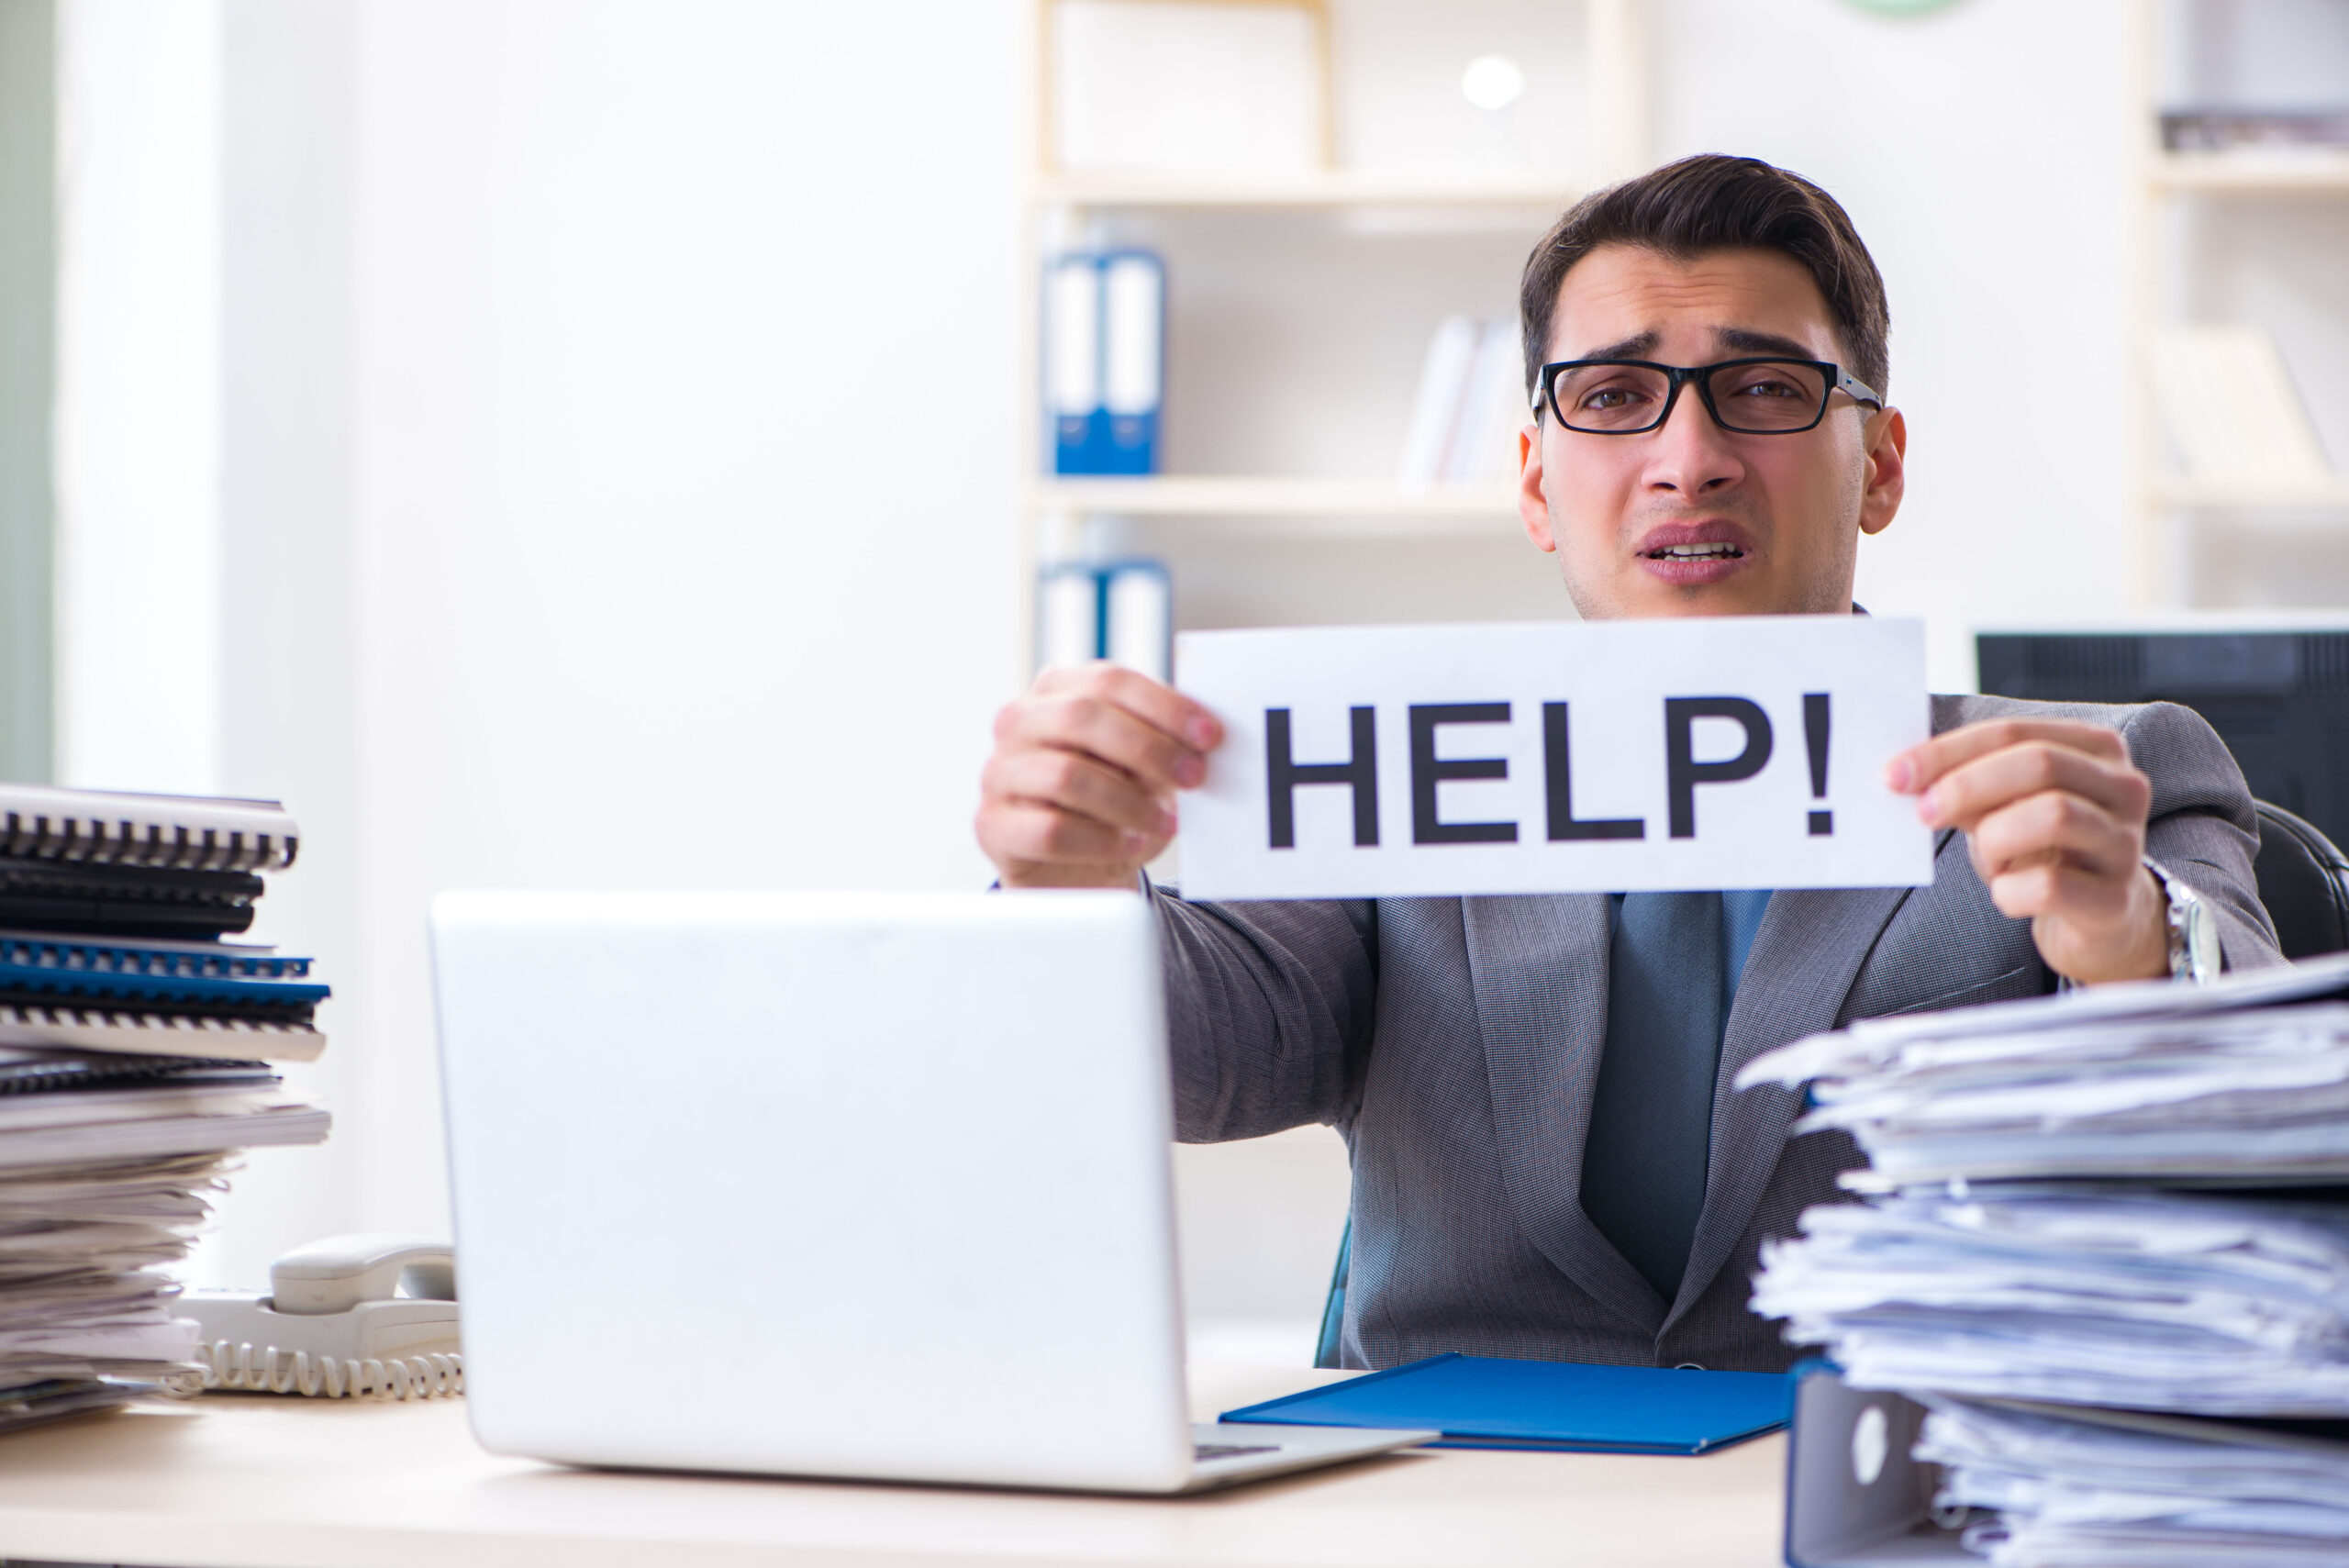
1804, 693, 1832, 836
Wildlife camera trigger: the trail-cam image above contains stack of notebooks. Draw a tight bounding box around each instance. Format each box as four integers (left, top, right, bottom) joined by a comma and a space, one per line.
2147, 326, 2335, 495
0, 784, 329, 1432
1742, 955, 2349, 1568
1397, 315, 1527, 486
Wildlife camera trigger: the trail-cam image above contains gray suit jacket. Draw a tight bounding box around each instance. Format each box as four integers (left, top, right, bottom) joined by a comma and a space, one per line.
1153, 695, 2285, 1373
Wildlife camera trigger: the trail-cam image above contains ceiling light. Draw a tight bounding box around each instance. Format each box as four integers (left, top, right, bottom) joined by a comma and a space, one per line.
1461, 55, 1526, 112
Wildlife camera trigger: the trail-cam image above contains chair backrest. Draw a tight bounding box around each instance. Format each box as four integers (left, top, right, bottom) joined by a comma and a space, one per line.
2254, 801, 2349, 961
1312, 1219, 1352, 1369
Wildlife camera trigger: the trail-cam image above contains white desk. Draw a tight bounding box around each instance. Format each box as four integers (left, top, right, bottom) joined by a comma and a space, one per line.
0, 1363, 1787, 1568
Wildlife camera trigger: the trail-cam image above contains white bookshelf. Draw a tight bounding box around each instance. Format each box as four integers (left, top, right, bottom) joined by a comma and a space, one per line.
2131, 2, 2349, 607
1015, 0, 1650, 675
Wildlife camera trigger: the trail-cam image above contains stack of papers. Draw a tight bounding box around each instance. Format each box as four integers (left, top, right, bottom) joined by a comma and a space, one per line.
1753, 1185, 2349, 1414
1916, 1396, 2349, 1568
0, 784, 334, 1430
1740, 954, 2349, 1566
0, 1052, 329, 1430
1741, 954, 2349, 1186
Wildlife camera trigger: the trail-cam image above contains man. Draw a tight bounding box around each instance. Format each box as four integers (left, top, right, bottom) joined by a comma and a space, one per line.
974, 155, 2283, 1372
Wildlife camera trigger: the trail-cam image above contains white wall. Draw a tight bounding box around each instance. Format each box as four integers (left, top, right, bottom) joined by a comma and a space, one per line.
340, 0, 1026, 1237
206, 0, 364, 1285
52, 0, 222, 792
50, 0, 1027, 1280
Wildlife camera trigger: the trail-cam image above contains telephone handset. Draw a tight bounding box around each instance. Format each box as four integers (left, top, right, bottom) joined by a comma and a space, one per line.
178, 1233, 462, 1400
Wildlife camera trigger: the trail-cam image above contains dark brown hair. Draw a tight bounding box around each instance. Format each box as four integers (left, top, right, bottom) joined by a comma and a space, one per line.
1520, 154, 1890, 401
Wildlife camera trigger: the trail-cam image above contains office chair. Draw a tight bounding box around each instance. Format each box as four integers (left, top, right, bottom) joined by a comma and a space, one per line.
1312, 1221, 1351, 1369
1308, 804, 2349, 1369
2251, 801, 2349, 962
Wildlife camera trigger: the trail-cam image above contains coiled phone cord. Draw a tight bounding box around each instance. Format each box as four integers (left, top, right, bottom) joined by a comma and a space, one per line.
195, 1339, 464, 1400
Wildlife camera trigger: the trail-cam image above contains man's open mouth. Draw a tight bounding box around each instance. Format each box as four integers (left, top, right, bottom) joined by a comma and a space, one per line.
1644, 543, 1744, 561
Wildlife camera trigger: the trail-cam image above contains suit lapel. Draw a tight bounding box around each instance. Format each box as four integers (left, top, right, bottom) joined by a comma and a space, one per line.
1462, 895, 1665, 1332
1664, 834, 1955, 1330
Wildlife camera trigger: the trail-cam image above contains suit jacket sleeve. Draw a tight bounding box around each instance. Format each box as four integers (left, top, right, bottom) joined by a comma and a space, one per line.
1146, 883, 1376, 1142
2121, 699, 2282, 971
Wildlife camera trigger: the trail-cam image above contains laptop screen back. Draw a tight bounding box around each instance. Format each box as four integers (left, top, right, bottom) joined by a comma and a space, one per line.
430, 889, 1191, 1490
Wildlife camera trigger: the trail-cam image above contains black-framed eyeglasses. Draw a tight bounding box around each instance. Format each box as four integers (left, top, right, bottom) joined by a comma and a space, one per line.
1535, 357, 1885, 436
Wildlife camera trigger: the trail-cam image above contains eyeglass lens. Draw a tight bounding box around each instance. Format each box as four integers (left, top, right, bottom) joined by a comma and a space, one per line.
1549, 361, 1831, 434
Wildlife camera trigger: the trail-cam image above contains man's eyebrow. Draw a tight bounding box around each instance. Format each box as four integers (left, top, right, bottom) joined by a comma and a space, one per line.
1718, 328, 1823, 361
1562, 328, 1825, 364
1572, 331, 1657, 361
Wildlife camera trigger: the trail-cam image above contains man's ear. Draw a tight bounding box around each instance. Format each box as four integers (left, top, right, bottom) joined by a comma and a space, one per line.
1858, 406, 1906, 538
1517, 423, 1556, 552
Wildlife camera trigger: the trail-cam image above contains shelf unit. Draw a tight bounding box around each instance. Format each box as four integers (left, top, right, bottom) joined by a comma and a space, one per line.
2130, 3, 2349, 606
1013, 0, 1651, 677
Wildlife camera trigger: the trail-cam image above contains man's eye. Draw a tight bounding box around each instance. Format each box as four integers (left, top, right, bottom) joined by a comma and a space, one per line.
1580, 385, 1645, 411
1730, 377, 1804, 400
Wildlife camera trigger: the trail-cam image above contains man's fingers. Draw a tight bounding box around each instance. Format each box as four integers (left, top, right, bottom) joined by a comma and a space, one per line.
1986, 861, 2130, 924
1966, 790, 2143, 884
999, 689, 1208, 794
1917, 740, 2152, 833
1088, 663, 1225, 752
975, 664, 1212, 889
1027, 662, 1225, 755
977, 800, 1154, 868
1877, 717, 2173, 988
982, 748, 1174, 838
1887, 719, 2129, 795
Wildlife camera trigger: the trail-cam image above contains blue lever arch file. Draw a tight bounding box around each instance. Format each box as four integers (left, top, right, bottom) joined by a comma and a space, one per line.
1221, 1352, 1793, 1455
1044, 250, 1162, 475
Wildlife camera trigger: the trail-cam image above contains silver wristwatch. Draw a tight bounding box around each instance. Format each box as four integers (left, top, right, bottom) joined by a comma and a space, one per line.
2145, 858, 2219, 984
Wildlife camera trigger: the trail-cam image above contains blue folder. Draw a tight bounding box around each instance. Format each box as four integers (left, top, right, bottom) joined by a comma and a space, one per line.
1221, 1352, 1793, 1455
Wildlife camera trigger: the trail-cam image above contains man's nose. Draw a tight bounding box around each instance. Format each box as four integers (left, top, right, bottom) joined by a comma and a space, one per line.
1642, 383, 1745, 496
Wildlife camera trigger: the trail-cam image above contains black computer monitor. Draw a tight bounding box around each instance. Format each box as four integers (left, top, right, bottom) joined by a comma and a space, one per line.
1976, 630, 2349, 851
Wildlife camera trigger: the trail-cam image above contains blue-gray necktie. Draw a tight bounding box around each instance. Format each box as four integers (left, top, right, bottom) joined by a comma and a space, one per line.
1580, 890, 1769, 1302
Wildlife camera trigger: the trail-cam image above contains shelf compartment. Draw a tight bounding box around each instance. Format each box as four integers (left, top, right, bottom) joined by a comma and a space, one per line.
1030, 171, 1581, 211
2151, 477, 2349, 510
1032, 476, 1522, 517
2150, 152, 2349, 195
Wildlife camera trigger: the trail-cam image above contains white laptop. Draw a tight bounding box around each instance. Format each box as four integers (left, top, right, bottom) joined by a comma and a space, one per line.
429, 888, 1431, 1493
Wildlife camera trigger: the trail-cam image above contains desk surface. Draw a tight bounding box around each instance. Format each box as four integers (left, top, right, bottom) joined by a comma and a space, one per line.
0, 1363, 1787, 1568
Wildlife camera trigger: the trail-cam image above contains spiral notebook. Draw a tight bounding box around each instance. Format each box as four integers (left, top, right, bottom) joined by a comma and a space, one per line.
0, 784, 298, 873
0, 1005, 324, 1062
0, 940, 326, 1012
0, 932, 326, 1062
0, 858, 265, 939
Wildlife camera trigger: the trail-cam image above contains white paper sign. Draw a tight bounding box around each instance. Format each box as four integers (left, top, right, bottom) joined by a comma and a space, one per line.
1175, 617, 1933, 899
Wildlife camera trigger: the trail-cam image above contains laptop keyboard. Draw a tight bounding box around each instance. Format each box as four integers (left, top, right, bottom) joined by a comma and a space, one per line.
1193, 1441, 1281, 1461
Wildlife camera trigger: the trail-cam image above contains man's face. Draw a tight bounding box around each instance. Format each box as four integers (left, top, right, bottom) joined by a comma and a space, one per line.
1516, 243, 1906, 620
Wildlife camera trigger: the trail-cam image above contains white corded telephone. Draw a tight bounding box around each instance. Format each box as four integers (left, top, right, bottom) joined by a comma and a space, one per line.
176, 1233, 462, 1401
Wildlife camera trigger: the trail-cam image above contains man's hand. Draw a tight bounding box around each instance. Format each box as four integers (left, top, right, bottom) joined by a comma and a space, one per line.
1886, 719, 2170, 985
975, 663, 1225, 889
